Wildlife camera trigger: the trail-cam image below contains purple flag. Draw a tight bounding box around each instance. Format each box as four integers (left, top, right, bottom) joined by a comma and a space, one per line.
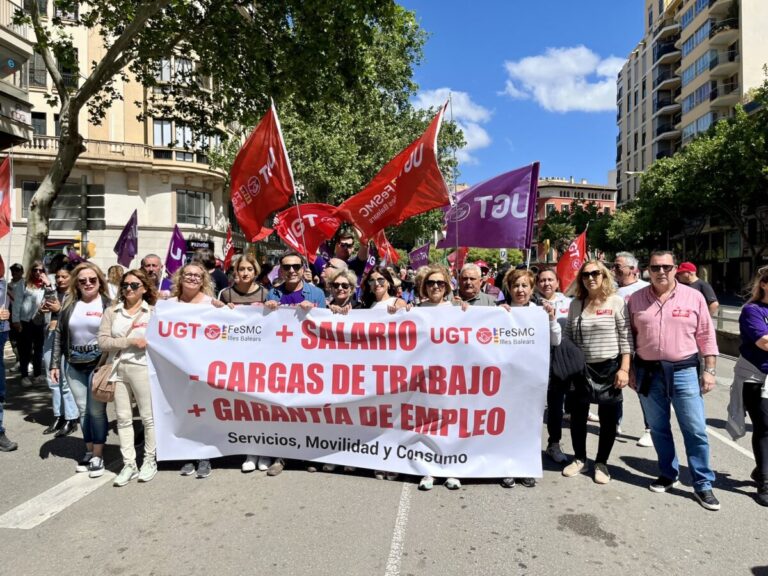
161, 225, 186, 290
438, 163, 539, 249
408, 243, 430, 269
113, 210, 138, 267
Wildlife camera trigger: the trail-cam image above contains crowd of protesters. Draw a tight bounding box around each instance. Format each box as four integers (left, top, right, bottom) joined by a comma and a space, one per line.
0, 234, 766, 512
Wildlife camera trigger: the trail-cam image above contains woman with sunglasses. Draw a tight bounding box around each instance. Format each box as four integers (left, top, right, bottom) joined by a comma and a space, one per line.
327, 268, 358, 315
11, 260, 51, 387
500, 268, 562, 489
50, 263, 112, 477
562, 260, 632, 485
98, 270, 158, 486
218, 254, 271, 474
414, 265, 466, 490
727, 266, 768, 506
41, 264, 80, 437
358, 268, 407, 313
171, 262, 232, 479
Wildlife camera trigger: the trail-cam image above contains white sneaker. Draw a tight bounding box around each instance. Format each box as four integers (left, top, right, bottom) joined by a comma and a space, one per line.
637, 430, 654, 447
257, 456, 272, 471
75, 452, 93, 473
241, 455, 257, 473
587, 411, 600, 422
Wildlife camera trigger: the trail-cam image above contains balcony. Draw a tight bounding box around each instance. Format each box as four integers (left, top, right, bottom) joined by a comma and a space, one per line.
653, 92, 682, 117
656, 150, 672, 160
709, 49, 740, 77
16, 136, 221, 174
653, 19, 681, 42
709, 0, 732, 17
654, 41, 681, 66
709, 81, 740, 107
0, 0, 32, 44
709, 18, 739, 46
654, 123, 682, 142
654, 69, 681, 91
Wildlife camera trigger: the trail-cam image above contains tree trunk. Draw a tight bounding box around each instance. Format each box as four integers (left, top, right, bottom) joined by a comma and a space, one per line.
22, 130, 84, 271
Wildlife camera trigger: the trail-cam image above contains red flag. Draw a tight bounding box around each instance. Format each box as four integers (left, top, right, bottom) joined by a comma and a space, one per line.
274, 203, 342, 264
0, 156, 11, 239
446, 247, 469, 272
252, 226, 273, 242
223, 225, 235, 270
556, 230, 587, 292
371, 229, 399, 265
230, 102, 295, 242
337, 104, 450, 239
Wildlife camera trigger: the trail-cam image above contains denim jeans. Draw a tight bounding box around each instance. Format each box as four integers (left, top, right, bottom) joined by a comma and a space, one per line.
638, 366, 715, 491
0, 332, 8, 434
67, 362, 108, 445
42, 331, 78, 420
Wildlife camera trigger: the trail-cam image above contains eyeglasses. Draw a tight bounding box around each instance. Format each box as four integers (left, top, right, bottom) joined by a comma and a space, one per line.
331, 282, 351, 290
649, 264, 675, 273
612, 263, 629, 270
324, 263, 338, 270
339, 242, 354, 249
120, 282, 142, 291
78, 277, 98, 286
281, 263, 303, 272
368, 277, 386, 286
580, 270, 602, 279
425, 280, 447, 289
182, 272, 203, 280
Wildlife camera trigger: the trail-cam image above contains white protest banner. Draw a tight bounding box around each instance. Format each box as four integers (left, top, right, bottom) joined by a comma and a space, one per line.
147, 303, 549, 478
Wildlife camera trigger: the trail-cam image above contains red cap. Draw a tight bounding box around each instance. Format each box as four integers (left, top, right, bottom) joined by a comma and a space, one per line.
676, 262, 696, 274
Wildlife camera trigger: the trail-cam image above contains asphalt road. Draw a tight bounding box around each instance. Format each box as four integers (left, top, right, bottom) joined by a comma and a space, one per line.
0, 356, 766, 576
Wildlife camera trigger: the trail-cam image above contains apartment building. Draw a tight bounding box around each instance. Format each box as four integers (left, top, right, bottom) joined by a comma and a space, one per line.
0, 0, 33, 150
534, 177, 617, 263
5, 1, 236, 270
616, 0, 768, 206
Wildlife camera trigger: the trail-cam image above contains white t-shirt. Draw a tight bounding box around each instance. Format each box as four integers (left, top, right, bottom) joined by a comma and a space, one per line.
69, 299, 103, 348
617, 279, 649, 302
371, 297, 397, 310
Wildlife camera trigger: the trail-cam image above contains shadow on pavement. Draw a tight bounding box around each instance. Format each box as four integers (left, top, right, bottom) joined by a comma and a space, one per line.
708, 416, 752, 434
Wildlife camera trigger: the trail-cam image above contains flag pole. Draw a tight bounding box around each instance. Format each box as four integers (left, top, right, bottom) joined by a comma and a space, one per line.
3, 148, 15, 309
272, 98, 310, 262
448, 93, 460, 275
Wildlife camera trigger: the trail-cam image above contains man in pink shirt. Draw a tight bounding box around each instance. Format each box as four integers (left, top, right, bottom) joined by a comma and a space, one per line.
628, 250, 720, 511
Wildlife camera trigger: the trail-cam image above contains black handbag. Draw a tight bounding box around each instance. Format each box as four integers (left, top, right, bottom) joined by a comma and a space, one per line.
583, 357, 622, 405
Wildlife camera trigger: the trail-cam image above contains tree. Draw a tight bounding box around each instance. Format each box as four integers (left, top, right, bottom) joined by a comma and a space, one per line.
538, 199, 615, 254
15, 0, 430, 270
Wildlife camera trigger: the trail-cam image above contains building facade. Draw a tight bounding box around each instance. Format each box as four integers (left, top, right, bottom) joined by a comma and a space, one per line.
5, 2, 238, 271
534, 177, 617, 263
616, 0, 768, 206
0, 0, 34, 150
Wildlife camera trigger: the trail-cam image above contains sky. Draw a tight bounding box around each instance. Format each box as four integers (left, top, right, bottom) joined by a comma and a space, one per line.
399, 0, 644, 187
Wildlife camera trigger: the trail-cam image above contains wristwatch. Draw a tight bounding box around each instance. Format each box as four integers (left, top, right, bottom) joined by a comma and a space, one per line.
703, 367, 716, 376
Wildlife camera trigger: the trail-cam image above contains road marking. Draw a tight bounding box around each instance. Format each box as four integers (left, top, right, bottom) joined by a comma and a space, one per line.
0, 471, 116, 530
384, 483, 412, 576
707, 426, 755, 460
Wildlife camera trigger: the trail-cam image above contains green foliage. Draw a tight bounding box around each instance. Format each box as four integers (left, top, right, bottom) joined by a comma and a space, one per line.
538, 199, 615, 253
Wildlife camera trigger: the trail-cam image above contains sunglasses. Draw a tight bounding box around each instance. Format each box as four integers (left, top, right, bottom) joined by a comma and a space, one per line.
78, 277, 98, 286
649, 264, 675, 273
331, 282, 351, 290
368, 277, 386, 286
120, 282, 142, 291
612, 263, 629, 270
338, 242, 354, 249
581, 270, 602, 279
425, 279, 447, 288
281, 263, 303, 272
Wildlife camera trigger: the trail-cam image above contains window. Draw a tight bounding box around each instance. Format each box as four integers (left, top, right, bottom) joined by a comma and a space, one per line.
29, 52, 46, 88
21, 181, 39, 217
57, 48, 79, 89
153, 118, 172, 158
648, 7, 653, 29
54, 2, 78, 19
54, 114, 60, 137
681, 7, 694, 29
175, 58, 193, 83
155, 58, 171, 83
177, 189, 210, 225
23, 0, 46, 15
682, 21, 711, 58
31, 112, 46, 135
545, 203, 556, 216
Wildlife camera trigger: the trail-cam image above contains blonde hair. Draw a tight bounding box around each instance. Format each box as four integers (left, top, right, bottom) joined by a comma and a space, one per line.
418, 265, 453, 300
503, 268, 535, 299
171, 263, 214, 299
64, 263, 109, 307
329, 268, 357, 288
574, 260, 615, 302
